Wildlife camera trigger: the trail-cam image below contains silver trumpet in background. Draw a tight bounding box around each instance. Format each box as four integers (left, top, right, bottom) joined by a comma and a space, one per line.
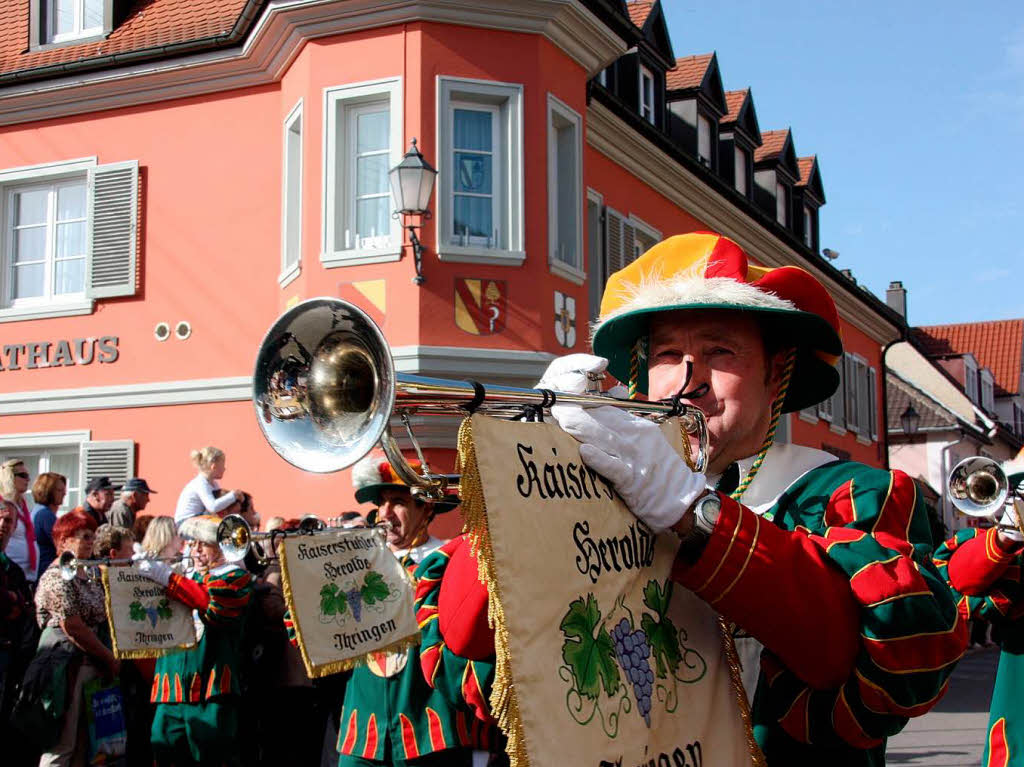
946, 456, 1022, 534
217, 513, 327, 564
251, 297, 710, 501
59, 550, 191, 581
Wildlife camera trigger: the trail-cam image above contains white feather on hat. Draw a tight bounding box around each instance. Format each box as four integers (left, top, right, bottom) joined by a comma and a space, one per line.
352, 453, 389, 493
178, 514, 220, 545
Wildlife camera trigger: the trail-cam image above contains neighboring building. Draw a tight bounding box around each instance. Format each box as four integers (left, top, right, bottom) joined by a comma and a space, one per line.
0, 0, 903, 532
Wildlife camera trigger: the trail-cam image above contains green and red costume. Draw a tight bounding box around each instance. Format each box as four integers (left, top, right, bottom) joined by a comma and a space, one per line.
150, 565, 254, 766
934, 523, 1024, 766
440, 444, 964, 766
336, 537, 499, 766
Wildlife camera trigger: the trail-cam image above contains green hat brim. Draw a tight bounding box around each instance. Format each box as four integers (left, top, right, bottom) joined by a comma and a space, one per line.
355, 483, 459, 513
592, 304, 842, 413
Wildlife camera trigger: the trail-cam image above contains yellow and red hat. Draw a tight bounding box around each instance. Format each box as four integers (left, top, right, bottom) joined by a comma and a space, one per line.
591, 232, 842, 412
352, 453, 458, 512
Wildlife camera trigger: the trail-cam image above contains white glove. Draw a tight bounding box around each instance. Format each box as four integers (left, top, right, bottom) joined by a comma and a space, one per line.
551, 404, 706, 533
536, 354, 608, 395
998, 500, 1024, 543
132, 543, 172, 587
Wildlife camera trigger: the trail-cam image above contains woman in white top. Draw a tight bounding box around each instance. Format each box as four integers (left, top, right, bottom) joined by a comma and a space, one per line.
173, 447, 243, 527
0, 458, 38, 583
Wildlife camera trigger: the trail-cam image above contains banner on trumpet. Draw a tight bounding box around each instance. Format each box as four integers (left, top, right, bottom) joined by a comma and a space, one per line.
102, 564, 197, 659
278, 526, 420, 678
460, 414, 758, 767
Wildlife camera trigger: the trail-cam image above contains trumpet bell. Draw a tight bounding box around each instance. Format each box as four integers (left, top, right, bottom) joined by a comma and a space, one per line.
59, 550, 79, 581
253, 297, 395, 474
948, 456, 1008, 518
217, 514, 253, 563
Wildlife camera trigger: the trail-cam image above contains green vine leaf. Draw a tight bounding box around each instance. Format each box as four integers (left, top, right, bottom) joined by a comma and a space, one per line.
320, 583, 339, 616
642, 579, 672, 617
560, 594, 620, 700
129, 601, 145, 622
156, 598, 173, 620
360, 572, 389, 605
641, 580, 681, 678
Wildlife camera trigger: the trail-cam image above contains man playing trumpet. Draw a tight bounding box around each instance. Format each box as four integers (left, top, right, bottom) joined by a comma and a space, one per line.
435, 232, 963, 765
933, 452, 1024, 766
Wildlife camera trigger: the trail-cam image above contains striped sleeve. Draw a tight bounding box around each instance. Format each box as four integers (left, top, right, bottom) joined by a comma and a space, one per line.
203, 567, 254, 626
933, 527, 1024, 625
414, 536, 496, 723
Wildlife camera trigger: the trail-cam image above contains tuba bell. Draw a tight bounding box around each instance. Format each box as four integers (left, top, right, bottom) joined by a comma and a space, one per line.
252, 298, 710, 498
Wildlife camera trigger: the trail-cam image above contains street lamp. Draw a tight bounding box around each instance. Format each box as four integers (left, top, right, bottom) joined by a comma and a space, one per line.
389, 138, 438, 285
899, 403, 921, 436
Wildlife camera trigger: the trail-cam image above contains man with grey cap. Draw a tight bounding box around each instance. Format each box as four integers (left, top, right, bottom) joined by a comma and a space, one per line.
72, 476, 120, 526
108, 477, 156, 529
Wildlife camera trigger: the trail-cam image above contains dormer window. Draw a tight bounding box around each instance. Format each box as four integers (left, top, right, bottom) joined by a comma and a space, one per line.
697, 114, 712, 167
980, 369, 995, 413
802, 205, 813, 247
964, 356, 978, 402
734, 146, 749, 196
775, 180, 789, 226
639, 66, 655, 124
49, 0, 103, 43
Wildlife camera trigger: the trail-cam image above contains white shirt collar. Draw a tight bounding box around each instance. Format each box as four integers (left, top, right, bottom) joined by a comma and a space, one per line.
393, 535, 444, 564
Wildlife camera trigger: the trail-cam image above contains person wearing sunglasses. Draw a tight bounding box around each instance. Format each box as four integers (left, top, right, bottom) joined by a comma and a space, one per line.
0, 460, 38, 586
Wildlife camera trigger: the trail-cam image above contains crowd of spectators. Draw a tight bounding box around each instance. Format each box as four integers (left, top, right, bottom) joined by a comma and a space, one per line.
0, 445, 356, 766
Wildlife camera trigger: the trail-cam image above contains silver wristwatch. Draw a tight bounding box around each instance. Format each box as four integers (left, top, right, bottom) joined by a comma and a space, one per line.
693, 492, 722, 535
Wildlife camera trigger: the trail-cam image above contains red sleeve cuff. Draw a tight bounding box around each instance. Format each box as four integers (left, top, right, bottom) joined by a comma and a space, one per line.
948, 526, 1020, 596
672, 493, 860, 690
166, 572, 210, 612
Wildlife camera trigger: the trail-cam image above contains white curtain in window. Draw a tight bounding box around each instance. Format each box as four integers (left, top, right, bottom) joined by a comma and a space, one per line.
734, 146, 748, 196
697, 115, 711, 163
353, 107, 390, 248
453, 108, 495, 242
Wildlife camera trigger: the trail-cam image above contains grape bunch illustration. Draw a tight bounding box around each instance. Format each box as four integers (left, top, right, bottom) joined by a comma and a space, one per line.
345, 588, 362, 621
129, 599, 173, 628
610, 618, 654, 726
320, 572, 391, 623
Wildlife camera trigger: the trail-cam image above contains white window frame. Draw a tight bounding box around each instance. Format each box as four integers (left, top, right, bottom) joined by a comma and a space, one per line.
734, 145, 749, 198
322, 78, 403, 268
280, 99, 303, 287
802, 204, 813, 248
436, 76, 524, 266
586, 188, 604, 322
775, 178, 789, 226
697, 113, 712, 167
0, 430, 90, 511
547, 94, 584, 284
628, 214, 660, 262
639, 66, 656, 124
48, 0, 104, 44
0, 157, 98, 322
964, 355, 979, 403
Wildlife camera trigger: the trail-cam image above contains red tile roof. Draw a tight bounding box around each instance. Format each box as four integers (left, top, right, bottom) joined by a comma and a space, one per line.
626, 0, 655, 29
0, 0, 252, 79
916, 319, 1024, 396
754, 129, 789, 163
721, 89, 747, 123
666, 53, 712, 91
796, 156, 816, 186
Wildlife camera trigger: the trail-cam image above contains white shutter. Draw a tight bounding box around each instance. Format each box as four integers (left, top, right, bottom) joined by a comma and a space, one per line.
844, 355, 858, 433
80, 440, 135, 488
87, 160, 139, 298
623, 219, 636, 266
831, 357, 846, 430
605, 206, 624, 275
869, 367, 878, 440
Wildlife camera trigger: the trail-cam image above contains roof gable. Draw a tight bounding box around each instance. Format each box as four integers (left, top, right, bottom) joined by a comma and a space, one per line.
666, 52, 727, 115
626, 0, 674, 66
720, 88, 762, 144
754, 128, 799, 178
796, 155, 825, 204
915, 319, 1024, 396
0, 0, 254, 81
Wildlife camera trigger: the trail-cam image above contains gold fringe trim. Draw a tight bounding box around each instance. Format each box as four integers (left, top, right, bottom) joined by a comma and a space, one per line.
279, 534, 420, 680
101, 566, 197, 660
457, 416, 531, 767
719, 616, 767, 767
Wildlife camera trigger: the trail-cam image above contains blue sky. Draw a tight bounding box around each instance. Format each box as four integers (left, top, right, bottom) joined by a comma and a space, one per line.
661, 1, 1023, 327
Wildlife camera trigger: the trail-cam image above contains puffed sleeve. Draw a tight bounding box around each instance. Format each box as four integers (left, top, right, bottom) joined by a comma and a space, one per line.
415, 536, 496, 723
675, 467, 965, 749
203, 567, 254, 626
933, 526, 1024, 625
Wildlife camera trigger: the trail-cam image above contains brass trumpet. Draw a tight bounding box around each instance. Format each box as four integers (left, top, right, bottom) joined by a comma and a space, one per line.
217, 513, 328, 564
58, 550, 191, 581
252, 298, 710, 499
945, 457, 1024, 537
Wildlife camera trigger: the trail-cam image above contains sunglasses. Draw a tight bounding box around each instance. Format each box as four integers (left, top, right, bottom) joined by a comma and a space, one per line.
14, 472, 29, 479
